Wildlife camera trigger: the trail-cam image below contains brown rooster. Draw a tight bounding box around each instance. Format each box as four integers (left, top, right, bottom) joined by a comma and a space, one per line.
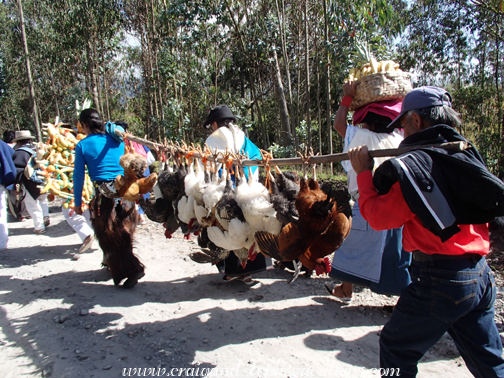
115, 153, 158, 202
255, 177, 351, 280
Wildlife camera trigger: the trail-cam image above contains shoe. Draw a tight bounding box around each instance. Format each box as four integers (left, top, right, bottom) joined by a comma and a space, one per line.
324, 282, 352, 303
123, 270, 145, 288
138, 215, 147, 225
44, 216, 50, 227
78, 235, 93, 253
19, 217, 26, 222
34, 229, 46, 234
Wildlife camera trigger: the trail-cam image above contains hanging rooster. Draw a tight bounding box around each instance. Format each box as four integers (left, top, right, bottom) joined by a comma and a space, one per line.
190, 227, 230, 264
177, 156, 206, 237
205, 164, 253, 268
255, 175, 352, 282
139, 160, 186, 238
268, 167, 300, 226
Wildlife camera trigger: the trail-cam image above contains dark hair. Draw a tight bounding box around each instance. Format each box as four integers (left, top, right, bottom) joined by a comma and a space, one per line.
216, 118, 236, 128
3, 130, 15, 143
361, 112, 394, 134
407, 103, 462, 128
114, 121, 129, 130
17, 139, 31, 146
79, 108, 104, 134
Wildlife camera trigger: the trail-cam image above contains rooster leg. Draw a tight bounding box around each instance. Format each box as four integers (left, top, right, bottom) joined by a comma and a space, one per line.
288, 260, 304, 284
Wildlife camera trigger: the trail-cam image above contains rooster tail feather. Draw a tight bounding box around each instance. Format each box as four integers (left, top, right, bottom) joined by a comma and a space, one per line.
189, 251, 215, 264
189, 249, 230, 265
254, 231, 282, 261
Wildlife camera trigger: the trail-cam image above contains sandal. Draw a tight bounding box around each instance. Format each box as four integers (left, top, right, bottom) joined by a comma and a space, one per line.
274, 261, 287, 270
78, 234, 93, 253
238, 275, 259, 286
34, 229, 46, 234
324, 282, 352, 303
223, 275, 259, 286
223, 275, 240, 282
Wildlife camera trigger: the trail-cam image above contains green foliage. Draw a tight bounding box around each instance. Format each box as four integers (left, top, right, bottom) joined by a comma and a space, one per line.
454, 85, 503, 175
0, 0, 503, 176
268, 142, 296, 158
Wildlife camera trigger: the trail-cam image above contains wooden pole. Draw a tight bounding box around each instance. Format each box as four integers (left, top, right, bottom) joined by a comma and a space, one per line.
115, 130, 467, 167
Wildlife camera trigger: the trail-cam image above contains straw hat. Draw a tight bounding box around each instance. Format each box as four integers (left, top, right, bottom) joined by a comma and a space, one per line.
12, 130, 35, 142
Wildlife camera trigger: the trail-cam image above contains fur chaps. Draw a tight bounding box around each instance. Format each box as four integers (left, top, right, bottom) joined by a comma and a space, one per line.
90, 195, 144, 286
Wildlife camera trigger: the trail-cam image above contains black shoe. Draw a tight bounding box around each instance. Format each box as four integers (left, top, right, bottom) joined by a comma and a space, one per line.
123, 270, 145, 288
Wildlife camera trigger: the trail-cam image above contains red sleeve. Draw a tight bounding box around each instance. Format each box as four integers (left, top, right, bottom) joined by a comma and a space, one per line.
356, 170, 416, 231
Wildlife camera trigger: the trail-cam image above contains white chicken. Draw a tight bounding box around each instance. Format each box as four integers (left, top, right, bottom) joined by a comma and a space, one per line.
177, 195, 196, 225
203, 164, 227, 216
235, 167, 282, 236
177, 157, 208, 234
207, 217, 252, 252
184, 158, 206, 206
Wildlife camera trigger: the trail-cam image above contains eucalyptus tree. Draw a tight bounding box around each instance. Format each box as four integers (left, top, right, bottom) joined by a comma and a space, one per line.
51, 0, 125, 115
17, 0, 41, 140
313, 0, 402, 160
394, 0, 504, 176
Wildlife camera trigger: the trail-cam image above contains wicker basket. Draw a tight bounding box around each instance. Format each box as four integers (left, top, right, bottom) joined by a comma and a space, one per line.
349, 71, 412, 111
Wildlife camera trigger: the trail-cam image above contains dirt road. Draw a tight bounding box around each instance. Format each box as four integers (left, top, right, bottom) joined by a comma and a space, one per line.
0, 205, 497, 377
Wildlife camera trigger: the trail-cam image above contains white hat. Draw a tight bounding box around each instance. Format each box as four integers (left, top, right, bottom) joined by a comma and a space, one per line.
12, 130, 35, 142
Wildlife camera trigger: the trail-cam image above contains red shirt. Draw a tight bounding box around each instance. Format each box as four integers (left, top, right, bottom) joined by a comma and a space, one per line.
357, 170, 489, 256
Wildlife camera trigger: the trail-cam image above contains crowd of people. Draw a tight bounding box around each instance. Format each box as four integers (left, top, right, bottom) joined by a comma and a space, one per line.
2, 83, 504, 377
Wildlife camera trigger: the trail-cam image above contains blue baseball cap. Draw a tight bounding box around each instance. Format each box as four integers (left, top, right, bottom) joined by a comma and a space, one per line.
385, 86, 453, 131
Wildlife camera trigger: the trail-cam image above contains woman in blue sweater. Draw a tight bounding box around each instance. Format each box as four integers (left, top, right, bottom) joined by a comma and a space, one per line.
74, 108, 145, 288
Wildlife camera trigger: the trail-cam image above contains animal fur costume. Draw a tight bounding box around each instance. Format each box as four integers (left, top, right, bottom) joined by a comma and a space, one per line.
90, 153, 156, 288
90, 195, 143, 287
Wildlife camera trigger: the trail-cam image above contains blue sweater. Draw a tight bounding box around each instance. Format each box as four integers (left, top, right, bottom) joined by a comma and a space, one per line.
74, 133, 124, 206
241, 136, 261, 180
0, 140, 15, 187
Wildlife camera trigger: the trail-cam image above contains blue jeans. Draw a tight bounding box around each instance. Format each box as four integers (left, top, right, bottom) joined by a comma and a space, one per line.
380, 255, 504, 378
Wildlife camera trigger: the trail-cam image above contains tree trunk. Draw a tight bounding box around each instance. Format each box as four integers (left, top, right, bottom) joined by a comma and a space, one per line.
256, 70, 270, 148
149, 0, 164, 140
495, 29, 504, 179
304, 0, 311, 149
86, 39, 100, 114
323, 0, 333, 174
140, 27, 152, 138
50, 72, 60, 120
272, 48, 291, 146
214, 57, 218, 106
17, 0, 41, 141
101, 48, 111, 121
93, 40, 103, 115
275, 0, 294, 139
316, 52, 322, 156
295, 24, 301, 151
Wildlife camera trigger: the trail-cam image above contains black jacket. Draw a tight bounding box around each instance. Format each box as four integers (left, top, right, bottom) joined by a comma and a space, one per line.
13, 144, 41, 200
373, 125, 504, 242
